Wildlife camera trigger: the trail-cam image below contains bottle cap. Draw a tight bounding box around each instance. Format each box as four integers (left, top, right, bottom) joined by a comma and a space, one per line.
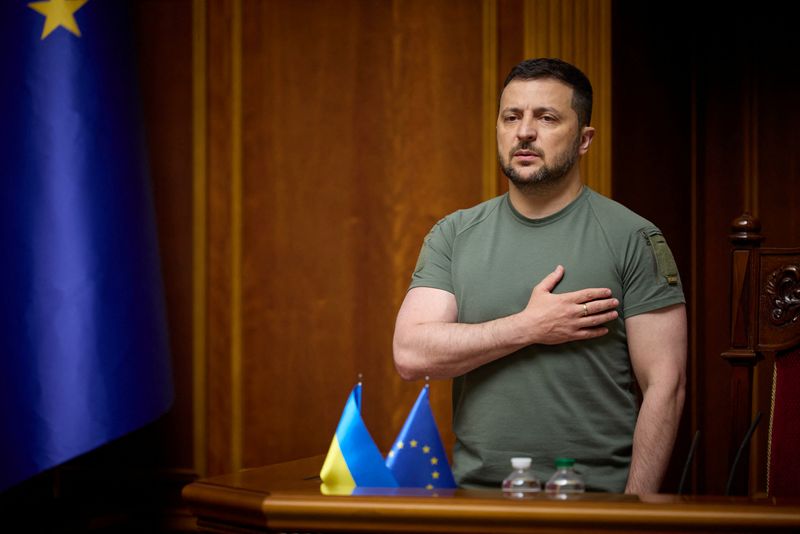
511, 457, 532, 469
554, 457, 575, 468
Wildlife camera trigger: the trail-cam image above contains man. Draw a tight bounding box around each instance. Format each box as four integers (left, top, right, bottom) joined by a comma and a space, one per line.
392, 58, 686, 494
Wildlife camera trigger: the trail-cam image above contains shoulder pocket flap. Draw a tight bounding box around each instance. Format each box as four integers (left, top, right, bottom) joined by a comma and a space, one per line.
642, 229, 679, 285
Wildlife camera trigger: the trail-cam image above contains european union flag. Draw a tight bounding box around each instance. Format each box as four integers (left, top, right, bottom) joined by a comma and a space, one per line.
320, 383, 397, 494
386, 385, 456, 489
0, 1, 173, 491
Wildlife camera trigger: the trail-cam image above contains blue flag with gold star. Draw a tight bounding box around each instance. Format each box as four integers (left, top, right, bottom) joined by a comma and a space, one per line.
386, 385, 456, 489
0, 1, 173, 491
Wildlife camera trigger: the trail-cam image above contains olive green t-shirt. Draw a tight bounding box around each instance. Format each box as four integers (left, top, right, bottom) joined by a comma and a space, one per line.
409, 187, 685, 492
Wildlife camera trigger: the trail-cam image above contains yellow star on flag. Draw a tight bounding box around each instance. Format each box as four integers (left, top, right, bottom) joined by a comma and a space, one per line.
431, 457, 439, 465
432, 471, 440, 479
28, 0, 89, 40
410, 440, 418, 448
396, 441, 404, 449
422, 445, 430, 454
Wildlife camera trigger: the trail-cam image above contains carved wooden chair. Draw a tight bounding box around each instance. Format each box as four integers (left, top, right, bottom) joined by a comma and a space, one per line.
722, 213, 800, 497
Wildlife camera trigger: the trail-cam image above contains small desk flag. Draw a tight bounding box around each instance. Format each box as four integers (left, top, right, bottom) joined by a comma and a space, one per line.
386, 385, 457, 489
320, 383, 397, 493
0, 1, 173, 491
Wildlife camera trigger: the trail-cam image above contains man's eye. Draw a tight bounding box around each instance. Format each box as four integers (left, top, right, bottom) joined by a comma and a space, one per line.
541, 115, 556, 123
504, 115, 518, 122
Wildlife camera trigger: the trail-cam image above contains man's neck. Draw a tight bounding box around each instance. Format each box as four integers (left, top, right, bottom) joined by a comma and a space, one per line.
507, 174, 585, 219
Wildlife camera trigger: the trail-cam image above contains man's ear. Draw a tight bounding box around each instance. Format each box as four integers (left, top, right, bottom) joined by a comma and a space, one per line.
578, 126, 595, 155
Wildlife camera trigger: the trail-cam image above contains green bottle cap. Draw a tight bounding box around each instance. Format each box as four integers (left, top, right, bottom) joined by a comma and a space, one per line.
554, 457, 575, 468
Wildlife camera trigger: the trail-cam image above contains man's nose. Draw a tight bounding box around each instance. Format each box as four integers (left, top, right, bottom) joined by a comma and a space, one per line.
516, 117, 536, 141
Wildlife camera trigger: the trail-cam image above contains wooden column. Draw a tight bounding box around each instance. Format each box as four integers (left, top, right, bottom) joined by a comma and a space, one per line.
721, 213, 763, 496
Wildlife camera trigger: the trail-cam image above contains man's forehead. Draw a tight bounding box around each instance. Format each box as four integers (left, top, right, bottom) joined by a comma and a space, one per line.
499, 78, 574, 110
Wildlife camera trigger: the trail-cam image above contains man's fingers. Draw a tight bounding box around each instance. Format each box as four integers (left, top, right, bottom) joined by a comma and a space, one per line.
534, 265, 565, 293
574, 287, 613, 302
578, 309, 619, 327
580, 297, 619, 316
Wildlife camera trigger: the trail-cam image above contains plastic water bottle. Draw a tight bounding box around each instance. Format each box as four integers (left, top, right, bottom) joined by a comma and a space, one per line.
545, 458, 585, 497
502, 457, 541, 497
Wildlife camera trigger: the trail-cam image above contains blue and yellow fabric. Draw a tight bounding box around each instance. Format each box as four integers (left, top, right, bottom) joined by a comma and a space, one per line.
0, 0, 173, 491
386, 385, 457, 489
320, 384, 397, 494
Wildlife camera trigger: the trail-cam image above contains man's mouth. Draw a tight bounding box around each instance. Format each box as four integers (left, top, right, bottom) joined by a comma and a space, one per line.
513, 149, 542, 162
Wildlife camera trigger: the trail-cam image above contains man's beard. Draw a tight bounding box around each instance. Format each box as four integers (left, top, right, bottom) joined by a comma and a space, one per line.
500, 135, 581, 192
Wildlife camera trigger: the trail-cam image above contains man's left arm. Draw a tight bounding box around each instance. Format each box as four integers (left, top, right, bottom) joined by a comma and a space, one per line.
624, 303, 687, 494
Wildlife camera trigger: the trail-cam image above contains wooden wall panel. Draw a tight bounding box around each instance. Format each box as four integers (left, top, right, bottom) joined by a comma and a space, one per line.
206, 0, 236, 476
191, 0, 208, 480
754, 28, 800, 249
523, 0, 612, 196
613, 2, 800, 495
692, 8, 800, 495
694, 25, 748, 495
238, 0, 484, 468
135, 0, 195, 472
611, 1, 693, 493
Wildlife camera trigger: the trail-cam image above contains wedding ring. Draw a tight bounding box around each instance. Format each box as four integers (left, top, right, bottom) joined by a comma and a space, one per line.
582, 303, 588, 317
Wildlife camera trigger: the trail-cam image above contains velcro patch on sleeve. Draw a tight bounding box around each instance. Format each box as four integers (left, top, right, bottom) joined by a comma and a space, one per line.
643, 230, 679, 285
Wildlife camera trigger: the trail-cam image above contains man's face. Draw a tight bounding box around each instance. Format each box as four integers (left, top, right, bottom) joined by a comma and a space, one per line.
496, 78, 592, 190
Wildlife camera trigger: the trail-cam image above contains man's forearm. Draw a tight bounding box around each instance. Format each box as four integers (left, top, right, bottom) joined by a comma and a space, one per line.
393, 315, 529, 380
625, 383, 685, 494
393, 274, 618, 381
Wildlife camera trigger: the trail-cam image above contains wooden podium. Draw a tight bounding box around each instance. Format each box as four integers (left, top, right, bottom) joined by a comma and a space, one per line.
183, 455, 800, 533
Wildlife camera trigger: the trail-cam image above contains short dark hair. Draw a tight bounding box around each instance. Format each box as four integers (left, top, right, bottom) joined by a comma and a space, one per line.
502, 58, 593, 127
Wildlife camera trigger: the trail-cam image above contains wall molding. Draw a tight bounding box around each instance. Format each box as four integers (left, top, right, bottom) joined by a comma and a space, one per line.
192, 0, 208, 480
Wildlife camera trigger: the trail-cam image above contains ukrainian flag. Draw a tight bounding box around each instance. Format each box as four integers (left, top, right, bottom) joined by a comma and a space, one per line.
320, 384, 397, 493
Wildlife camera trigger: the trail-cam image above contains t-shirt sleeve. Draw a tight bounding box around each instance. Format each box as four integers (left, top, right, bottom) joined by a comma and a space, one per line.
620, 226, 686, 319
409, 217, 456, 294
